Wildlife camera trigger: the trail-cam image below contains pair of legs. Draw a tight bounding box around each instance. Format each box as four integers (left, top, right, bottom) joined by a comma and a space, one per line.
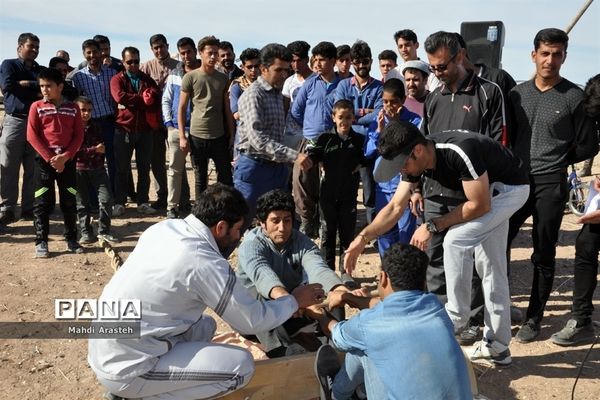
189, 135, 232, 200
150, 128, 168, 207
319, 182, 359, 273
444, 183, 529, 347
233, 154, 289, 232
507, 175, 568, 325
76, 168, 113, 237
97, 315, 254, 400
166, 127, 191, 213
292, 139, 320, 235
33, 157, 78, 244
113, 129, 153, 206
0, 114, 35, 217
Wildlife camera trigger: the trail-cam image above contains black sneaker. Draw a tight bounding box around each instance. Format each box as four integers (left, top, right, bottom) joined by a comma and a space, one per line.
20, 209, 35, 220
515, 319, 540, 343
550, 319, 596, 346
166, 208, 178, 219
151, 200, 167, 211
457, 325, 482, 346
0, 209, 16, 225
314, 344, 341, 400
79, 233, 97, 244
470, 339, 512, 366
66, 240, 84, 254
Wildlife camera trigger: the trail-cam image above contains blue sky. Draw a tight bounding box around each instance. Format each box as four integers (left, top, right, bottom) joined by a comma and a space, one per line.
1, 0, 598, 84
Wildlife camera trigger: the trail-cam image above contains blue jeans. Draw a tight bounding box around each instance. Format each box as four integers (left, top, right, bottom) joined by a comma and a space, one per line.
0, 114, 35, 213
233, 154, 289, 231
332, 352, 387, 400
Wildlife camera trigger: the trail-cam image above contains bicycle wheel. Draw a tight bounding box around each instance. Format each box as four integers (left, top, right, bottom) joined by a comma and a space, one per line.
567, 187, 586, 216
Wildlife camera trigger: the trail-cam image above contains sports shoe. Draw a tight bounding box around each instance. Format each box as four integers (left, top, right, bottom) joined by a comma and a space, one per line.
0, 209, 16, 225
112, 204, 126, 217
151, 200, 167, 211
470, 339, 512, 366
550, 319, 596, 346
97, 233, 120, 244
79, 233, 97, 244
20, 209, 35, 220
137, 203, 157, 215
166, 208, 178, 219
457, 324, 482, 346
34, 241, 50, 258
510, 305, 523, 324
515, 319, 540, 343
66, 240, 84, 254
314, 344, 341, 400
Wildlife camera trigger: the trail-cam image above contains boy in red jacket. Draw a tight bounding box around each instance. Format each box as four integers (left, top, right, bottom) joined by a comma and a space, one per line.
27, 68, 84, 257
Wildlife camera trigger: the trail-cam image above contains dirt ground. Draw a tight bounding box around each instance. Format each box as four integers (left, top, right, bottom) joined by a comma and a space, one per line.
0, 108, 599, 400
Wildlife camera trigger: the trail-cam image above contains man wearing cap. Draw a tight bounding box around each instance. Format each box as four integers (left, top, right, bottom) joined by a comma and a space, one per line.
400, 60, 430, 118
344, 120, 529, 366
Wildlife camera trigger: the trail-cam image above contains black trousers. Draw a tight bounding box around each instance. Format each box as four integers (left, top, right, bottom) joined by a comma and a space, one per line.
572, 223, 600, 325
151, 128, 168, 205
507, 175, 568, 324
319, 182, 359, 272
113, 129, 153, 206
189, 135, 232, 199
33, 156, 77, 244
359, 158, 376, 224
76, 168, 113, 236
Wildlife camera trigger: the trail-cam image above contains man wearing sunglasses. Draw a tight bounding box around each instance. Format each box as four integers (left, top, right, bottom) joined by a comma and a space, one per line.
415, 31, 507, 305
110, 46, 160, 216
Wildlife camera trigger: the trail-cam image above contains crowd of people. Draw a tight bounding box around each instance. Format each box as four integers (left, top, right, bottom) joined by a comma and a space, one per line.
1, 26, 599, 399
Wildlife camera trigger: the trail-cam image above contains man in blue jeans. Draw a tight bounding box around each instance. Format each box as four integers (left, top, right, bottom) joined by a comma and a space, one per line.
314, 243, 471, 399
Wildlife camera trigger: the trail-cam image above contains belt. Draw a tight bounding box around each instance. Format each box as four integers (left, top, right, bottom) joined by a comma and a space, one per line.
8, 112, 28, 119
239, 151, 279, 166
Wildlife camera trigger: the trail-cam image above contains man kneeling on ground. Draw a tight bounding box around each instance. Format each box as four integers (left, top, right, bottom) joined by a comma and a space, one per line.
88, 183, 324, 399
314, 243, 472, 399
236, 189, 352, 357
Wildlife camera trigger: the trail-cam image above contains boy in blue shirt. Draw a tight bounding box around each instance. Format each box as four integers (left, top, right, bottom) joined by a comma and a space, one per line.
307, 100, 364, 274
364, 78, 421, 258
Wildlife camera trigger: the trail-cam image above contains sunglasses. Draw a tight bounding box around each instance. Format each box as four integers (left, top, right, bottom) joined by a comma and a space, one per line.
125, 59, 140, 65
429, 52, 458, 73
244, 64, 260, 70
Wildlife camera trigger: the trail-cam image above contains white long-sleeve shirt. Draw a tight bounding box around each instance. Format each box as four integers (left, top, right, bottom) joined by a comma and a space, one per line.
88, 215, 298, 380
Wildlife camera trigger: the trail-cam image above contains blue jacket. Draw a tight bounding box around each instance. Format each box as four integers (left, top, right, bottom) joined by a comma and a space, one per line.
290, 73, 341, 141
0, 58, 43, 115
335, 76, 383, 136
161, 62, 191, 130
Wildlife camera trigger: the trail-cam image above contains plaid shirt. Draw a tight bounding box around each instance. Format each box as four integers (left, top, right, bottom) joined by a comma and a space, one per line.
70, 65, 116, 119
236, 76, 298, 163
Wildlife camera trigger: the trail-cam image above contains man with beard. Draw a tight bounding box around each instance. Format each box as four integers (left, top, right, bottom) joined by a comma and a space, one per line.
141, 34, 179, 211
234, 44, 312, 231
236, 189, 350, 357
401, 60, 430, 118
73, 34, 123, 73
335, 40, 383, 227
217, 41, 244, 81
415, 31, 507, 304
70, 39, 118, 193
162, 37, 199, 219
0, 33, 42, 225
89, 183, 324, 400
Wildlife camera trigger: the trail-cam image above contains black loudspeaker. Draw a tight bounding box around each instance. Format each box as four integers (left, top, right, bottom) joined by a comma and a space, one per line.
460, 21, 505, 69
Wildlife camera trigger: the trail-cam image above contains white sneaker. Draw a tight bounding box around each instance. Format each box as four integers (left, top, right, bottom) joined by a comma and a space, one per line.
470, 339, 512, 366
112, 204, 125, 217
137, 203, 157, 215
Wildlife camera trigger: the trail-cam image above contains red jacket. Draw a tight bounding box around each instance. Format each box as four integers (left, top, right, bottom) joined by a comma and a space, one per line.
110, 70, 160, 133
27, 99, 84, 162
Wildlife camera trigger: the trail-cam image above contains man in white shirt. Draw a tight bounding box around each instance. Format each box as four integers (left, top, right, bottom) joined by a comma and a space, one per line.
88, 184, 323, 399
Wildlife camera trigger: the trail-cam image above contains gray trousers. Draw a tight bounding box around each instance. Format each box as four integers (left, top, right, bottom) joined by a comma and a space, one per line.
166, 127, 190, 210
444, 183, 529, 347
97, 315, 254, 400
0, 114, 35, 213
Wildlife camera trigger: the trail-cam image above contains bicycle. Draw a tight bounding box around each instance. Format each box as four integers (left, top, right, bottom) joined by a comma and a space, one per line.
567, 164, 586, 217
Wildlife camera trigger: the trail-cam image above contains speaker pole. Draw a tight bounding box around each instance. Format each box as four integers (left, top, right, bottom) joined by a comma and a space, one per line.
565, 0, 594, 34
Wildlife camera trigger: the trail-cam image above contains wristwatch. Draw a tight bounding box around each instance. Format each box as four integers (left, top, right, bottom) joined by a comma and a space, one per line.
425, 220, 439, 233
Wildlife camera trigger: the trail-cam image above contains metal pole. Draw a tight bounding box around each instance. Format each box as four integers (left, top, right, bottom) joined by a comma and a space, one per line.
565, 0, 595, 34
